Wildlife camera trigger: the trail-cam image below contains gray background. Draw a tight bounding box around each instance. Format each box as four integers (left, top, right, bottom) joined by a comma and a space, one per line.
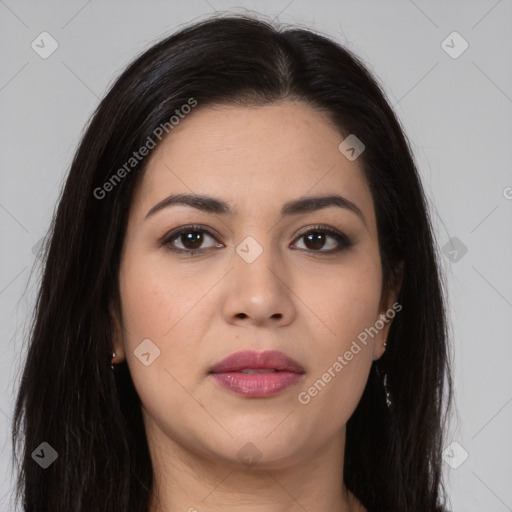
1, 1, 511, 510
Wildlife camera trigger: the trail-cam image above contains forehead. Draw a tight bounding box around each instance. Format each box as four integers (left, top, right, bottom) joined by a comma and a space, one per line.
131, 100, 376, 229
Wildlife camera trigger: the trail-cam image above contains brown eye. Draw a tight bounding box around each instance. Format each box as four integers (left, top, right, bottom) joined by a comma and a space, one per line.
292, 226, 352, 254
179, 231, 204, 250
162, 225, 223, 254
303, 232, 328, 250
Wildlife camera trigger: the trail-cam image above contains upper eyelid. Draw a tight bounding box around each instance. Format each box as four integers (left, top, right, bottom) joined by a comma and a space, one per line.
162, 224, 220, 243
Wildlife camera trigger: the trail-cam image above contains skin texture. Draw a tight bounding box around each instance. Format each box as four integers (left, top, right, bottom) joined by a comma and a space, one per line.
112, 100, 401, 512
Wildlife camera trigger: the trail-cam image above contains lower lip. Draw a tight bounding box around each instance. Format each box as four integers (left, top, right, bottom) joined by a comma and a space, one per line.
210, 371, 304, 397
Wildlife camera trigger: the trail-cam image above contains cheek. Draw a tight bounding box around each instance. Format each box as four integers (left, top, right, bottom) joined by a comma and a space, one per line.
293, 257, 382, 419
296, 273, 381, 425
117, 252, 219, 398
299, 257, 383, 345
118, 252, 209, 341
117, 256, 204, 426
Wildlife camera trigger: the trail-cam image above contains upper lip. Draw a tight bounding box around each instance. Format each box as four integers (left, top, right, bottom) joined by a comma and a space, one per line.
209, 349, 305, 374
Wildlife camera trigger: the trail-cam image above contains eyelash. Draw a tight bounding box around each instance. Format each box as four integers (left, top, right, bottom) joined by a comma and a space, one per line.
160, 223, 353, 257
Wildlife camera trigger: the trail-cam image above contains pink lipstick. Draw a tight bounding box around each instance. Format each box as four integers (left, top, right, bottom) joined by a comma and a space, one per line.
208, 349, 305, 398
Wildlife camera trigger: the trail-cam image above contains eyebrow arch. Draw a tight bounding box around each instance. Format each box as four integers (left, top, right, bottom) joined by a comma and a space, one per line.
145, 193, 366, 225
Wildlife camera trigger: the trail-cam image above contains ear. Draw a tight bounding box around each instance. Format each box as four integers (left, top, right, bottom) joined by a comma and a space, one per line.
109, 297, 125, 362
372, 261, 404, 361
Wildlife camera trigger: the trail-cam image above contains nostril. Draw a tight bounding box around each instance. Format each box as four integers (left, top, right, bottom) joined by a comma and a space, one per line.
236, 313, 247, 319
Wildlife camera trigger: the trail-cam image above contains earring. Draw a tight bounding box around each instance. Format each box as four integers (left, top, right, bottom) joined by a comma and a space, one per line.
383, 373, 392, 408
382, 340, 392, 408
375, 359, 392, 410
110, 352, 117, 371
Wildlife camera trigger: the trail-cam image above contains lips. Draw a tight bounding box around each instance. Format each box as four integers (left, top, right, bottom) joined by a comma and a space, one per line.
209, 349, 305, 374
208, 349, 305, 398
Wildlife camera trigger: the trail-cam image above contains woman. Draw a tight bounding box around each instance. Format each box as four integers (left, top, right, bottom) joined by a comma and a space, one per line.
11, 14, 453, 512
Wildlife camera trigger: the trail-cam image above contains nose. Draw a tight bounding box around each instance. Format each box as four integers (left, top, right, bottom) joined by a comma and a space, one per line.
221, 243, 296, 328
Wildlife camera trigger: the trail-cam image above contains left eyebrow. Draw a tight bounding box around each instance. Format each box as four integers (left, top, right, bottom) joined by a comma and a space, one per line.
145, 193, 366, 226
281, 194, 366, 226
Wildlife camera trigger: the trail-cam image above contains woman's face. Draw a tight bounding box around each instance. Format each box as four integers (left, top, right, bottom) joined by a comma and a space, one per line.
115, 100, 398, 469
